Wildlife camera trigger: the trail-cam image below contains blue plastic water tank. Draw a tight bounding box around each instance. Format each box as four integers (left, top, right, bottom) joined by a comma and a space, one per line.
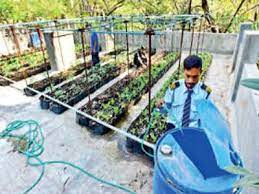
153, 100, 243, 194
29, 32, 40, 48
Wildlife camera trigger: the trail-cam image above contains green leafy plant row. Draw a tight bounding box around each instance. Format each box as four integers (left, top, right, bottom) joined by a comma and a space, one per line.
128, 52, 213, 144
27, 49, 127, 94
0, 51, 46, 77
48, 63, 119, 103
80, 52, 180, 126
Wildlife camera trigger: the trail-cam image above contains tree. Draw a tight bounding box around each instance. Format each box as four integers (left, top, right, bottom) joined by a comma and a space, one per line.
0, 0, 15, 23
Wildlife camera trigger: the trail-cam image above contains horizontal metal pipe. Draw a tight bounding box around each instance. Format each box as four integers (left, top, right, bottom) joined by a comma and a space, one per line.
0, 74, 155, 149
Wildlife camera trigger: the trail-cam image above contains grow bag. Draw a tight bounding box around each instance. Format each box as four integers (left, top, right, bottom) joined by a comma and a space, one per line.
153, 99, 242, 194
39, 96, 50, 110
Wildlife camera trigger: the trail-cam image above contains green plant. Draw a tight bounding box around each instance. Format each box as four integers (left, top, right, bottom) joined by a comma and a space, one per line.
225, 166, 259, 190
82, 51, 180, 126
241, 78, 259, 91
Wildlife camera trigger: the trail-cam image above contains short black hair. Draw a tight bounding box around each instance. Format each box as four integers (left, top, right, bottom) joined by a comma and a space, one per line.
183, 55, 202, 70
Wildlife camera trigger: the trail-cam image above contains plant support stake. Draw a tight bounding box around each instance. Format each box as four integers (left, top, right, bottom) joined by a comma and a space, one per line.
80, 28, 91, 109
124, 20, 130, 75
189, 23, 195, 55
112, 17, 117, 64
196, 18, 203, 54
145, 28, 155, 122
177, 21, 186, 80
201, 17, 206, 53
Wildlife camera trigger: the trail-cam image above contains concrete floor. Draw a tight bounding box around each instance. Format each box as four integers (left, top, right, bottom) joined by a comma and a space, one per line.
0, 53, 236, 194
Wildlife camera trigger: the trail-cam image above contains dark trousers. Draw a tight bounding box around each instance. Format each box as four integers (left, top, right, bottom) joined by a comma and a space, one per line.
92, 52, 100, 65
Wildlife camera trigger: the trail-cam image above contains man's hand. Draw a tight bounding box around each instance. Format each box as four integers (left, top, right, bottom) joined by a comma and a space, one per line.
156, 99, 164, 109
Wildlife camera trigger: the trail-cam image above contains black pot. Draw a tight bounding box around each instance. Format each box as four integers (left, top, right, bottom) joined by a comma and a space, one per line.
89, 121, 110, 135
49, 102, 67, 114
125, 132, 154, 161
39, 96, 50, 109
76, 112, 90, 127
24, 87, 37, 96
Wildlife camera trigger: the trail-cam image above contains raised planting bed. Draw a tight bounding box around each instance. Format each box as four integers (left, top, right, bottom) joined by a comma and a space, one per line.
76, 52, 180, 135
0, 48, 43, 62
126, 52, 213, 156
24, 49, 126, 96
41, 63, 120, 114
0, 51, 50, 86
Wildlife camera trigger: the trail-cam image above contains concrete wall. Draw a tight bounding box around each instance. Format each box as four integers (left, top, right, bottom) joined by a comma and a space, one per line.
230, 31, 259, 194
231, 31, 259, 102
113, 31, 237, 54
44, 31, 76, 71
0, 29, 32, 56
233, 63, 259, 194
81, 30, 237, 54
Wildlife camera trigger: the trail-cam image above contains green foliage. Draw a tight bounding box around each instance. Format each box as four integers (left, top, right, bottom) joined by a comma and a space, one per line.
0, 0, 14, 23
225, 166, 259, 190
50, 63, 118, 102
241, 78, 259, 91
92, 52, 179, 124
0, 0, 73, 23
0, 51, 45, 76
0, 0, 257, 32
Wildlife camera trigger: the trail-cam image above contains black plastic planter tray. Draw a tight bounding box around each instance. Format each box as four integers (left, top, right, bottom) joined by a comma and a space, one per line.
76, 112, 91, 126
24, 77, 65, 96
76, 114, 111, 135
0, 78, 11, 86
0, 63, 51, 86
47, 73, 118, 115
49, 91, 86, 114
76, 106, 127, 135
24, 64, 89, 96
39, 96, 50, 109
126, 134, 154, 160
76, 54, 179, 135
23, 49, 125, 96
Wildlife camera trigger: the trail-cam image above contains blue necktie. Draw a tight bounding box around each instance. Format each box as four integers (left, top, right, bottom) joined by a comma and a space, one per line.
182, 89, 193, 128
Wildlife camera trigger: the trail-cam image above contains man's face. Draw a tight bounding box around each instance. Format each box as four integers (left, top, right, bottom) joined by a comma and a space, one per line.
184, 67, 201, 89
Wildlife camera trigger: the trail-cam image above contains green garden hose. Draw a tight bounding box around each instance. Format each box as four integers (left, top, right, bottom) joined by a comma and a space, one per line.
0, 120, 136, 194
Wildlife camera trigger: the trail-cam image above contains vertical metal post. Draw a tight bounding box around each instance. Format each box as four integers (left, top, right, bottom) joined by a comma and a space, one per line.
196, 18, 203, 55
36, 28, 53, 92
189, 23, 195, 55
201, 18, 206, 53
80, 28, 91, 108
177, 22, 186, 80
124, 20, 130, 75
131, 16, 134, 48
171, 24, 175, 52
145, 28, 155, 122
10, 26, 21, 55
112, 17, 117, 64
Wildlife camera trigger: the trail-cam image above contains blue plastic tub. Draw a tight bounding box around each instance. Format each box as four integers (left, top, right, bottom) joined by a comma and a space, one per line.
153, 99, 243, 194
